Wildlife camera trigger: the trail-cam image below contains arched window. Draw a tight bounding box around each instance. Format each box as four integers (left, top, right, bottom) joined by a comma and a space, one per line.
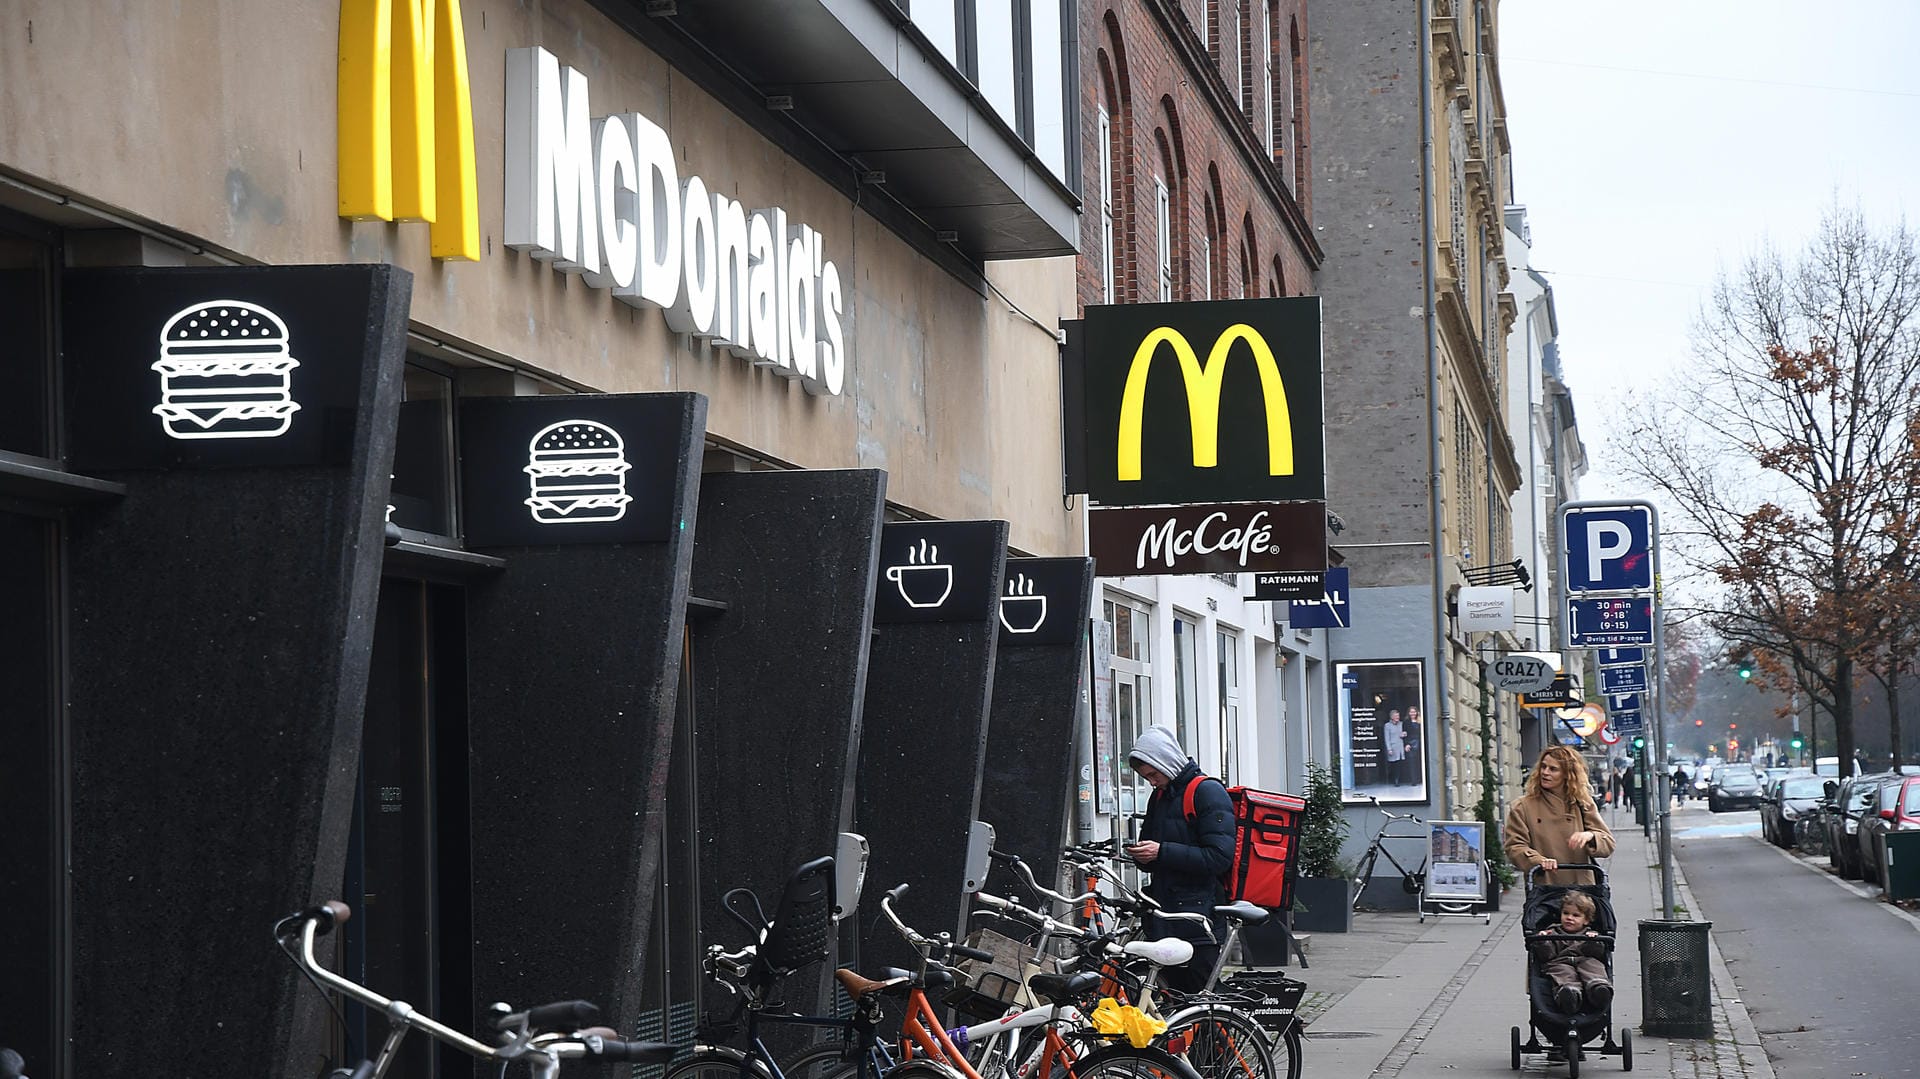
1271, 255, 1285, 297
1200, 193, 1218, 300
1153, 133, 1175, 302
1097, 101, 1117, 303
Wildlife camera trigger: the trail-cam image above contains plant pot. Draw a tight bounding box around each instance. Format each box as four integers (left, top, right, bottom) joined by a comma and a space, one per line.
1291, 876, 1355, 933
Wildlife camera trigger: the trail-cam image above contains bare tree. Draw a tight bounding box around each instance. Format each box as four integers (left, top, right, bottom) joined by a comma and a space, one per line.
1615, 204, 1920, 774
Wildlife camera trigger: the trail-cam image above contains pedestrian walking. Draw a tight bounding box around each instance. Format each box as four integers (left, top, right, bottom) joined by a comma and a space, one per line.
1504, 745, 1617, 886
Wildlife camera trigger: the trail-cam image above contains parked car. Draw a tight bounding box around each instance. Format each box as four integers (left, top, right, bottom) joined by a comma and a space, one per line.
1853, 774, 1920, 885
1708, 768, 1763, 812
1761, 774, 1831, 849
1826, 773, 1887, 879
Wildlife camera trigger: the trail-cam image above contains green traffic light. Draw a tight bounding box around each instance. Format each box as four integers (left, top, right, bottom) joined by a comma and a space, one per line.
1790, 736, 1804, 749
1739, 668, 1752, 681
1632, 736, 1646, 750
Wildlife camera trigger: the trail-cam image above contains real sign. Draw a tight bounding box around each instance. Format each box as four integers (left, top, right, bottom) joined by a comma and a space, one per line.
1075, 298, 1325, 506
504, 46, 848, 395
1568, 596, 1655, 647
1490, 653, 1559, 694
1087, 501, 1325, 577
1599, 665, 1649, 695
1562, 505, 1655, 593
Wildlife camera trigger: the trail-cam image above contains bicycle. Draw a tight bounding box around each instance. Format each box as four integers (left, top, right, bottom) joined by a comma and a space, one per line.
785, 879, 1203, 1079
1349, 797, 1428, 912
993, 844, 1301, 1079
276, 901, 673, 1078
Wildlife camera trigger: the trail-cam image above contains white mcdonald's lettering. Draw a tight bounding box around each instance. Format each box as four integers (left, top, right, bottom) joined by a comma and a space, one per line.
1134, 510, 1275, 569
337, 0, 480, 261
502, 46, 848, 397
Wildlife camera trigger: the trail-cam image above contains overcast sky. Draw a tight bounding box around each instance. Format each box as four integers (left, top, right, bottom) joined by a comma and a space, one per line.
1500, 0, 1920, 502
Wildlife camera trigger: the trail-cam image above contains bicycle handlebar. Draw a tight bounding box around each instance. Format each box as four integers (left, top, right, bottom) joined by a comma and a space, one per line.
1367, 796, 1426, 825
277, 903, 656, 1072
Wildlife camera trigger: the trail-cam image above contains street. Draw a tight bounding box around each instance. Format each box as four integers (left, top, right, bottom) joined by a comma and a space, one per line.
1672, 799, 1920, 1079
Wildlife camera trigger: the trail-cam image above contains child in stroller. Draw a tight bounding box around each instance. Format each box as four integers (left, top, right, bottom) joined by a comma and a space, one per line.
1508, 865, 1631, 1075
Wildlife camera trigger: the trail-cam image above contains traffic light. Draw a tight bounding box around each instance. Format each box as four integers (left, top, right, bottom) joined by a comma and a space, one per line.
1790, 734, 1804, 750
1632, 735, 1647, 751
1695, 719, 1704, 727
1735, 652, 1754, 680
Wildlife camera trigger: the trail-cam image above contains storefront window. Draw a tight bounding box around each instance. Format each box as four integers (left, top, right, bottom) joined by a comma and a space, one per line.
1173, 615, 1199, 756
1104, 596, 1154, 818
0, 216, 56, 458
390, 361, 456, 536
1217, 628, 1240, 782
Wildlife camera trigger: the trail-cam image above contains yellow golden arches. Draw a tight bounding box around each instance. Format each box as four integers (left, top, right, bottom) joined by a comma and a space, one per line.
1115, 323, 1295, 481
337, 0, 479, 261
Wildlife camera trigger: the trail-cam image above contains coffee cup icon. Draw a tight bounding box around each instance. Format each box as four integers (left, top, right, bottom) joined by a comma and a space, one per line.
887, 562, 953, 609
999, 594, 1049, 634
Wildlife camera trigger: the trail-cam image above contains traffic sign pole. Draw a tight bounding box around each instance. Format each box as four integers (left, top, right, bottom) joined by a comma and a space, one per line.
1557, 498, 1675, 919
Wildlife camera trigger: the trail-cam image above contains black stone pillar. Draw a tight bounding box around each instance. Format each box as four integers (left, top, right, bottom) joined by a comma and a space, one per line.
855, 520, 1008, 969
687, 468, 886, 1015
981, 557, 1095, 891
59, 265, 412, 1079
459, 393, 707, 1033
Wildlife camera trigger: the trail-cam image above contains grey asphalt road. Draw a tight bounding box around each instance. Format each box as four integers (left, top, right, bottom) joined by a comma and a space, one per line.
1672, 803, 1920, 1079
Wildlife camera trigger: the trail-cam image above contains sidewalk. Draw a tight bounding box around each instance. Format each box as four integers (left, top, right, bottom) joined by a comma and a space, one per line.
1264, 801, 1775, 1078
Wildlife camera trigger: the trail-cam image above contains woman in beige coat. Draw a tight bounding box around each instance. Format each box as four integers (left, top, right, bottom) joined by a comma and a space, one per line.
1505, 745, 1616, 886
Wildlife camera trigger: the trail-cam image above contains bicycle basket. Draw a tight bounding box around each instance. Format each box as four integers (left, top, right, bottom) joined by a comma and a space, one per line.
944, 927, 1046, 1020
1218, 971, 1307, 1038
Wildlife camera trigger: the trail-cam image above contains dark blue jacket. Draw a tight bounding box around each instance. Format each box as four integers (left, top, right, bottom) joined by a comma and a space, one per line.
1139, 761, 1236, 913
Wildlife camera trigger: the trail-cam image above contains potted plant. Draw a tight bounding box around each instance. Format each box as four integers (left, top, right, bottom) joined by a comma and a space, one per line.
1291, 761, 1355, 933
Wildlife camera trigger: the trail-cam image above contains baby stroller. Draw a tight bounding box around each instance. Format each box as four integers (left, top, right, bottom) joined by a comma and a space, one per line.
1508, 864, 1631, 1075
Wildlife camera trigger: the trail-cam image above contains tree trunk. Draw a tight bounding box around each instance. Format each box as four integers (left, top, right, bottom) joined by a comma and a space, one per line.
1834, 657, 1857, 777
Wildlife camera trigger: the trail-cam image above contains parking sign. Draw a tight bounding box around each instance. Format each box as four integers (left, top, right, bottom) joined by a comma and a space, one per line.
1562, 505, 1655, 593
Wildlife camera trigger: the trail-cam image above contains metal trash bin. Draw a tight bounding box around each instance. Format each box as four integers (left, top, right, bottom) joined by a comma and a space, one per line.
1884, 830, 1920, 901
1639, 919, 1714, 1038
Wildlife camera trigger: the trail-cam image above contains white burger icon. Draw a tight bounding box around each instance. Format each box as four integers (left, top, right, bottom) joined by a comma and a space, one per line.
152, 300, 301, 439
523, 419, 635, 524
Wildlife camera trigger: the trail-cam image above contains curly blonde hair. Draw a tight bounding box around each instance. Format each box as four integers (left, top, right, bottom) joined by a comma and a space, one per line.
1524, 745, 1594, 805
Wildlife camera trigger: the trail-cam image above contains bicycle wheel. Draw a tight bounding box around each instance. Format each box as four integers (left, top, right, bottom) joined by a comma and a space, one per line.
1350, 848, 1379, 911
1070, 1042, 1205, 1079
784, 1040, 872, 1079
664, 1048, 778, 1079
1161, 1004, 1277, 1079
1274, 1023, 1300, 1079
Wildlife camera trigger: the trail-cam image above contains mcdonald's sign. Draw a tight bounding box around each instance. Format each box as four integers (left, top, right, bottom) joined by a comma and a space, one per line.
1069, 298, 1324, 506
338, 0, 480, 261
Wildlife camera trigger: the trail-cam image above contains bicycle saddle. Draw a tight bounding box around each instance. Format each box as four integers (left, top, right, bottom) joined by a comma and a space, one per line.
1027, 970, 1103, 1004
1122, 938, 1194, 967
1214, 901, 1268, 925
833, 967, 911, 1001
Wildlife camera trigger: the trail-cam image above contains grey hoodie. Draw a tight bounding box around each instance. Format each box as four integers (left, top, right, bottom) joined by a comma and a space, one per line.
1128, 726, 1190, 778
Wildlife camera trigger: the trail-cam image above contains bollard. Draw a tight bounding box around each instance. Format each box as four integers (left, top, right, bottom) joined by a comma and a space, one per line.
1638, 919, 1714, 1037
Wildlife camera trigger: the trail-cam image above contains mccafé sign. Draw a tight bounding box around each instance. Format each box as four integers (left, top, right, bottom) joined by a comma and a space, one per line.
1071, 297, 1324, 505
1088, 502, 1326, 577
503, 47, 849, 397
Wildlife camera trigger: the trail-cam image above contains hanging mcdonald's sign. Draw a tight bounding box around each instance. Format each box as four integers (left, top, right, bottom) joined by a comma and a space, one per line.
1066, 298, 1325, 506
338, 0, 480, 261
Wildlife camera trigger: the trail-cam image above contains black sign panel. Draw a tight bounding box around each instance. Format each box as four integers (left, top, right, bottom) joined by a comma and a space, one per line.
1088, 501, 1326, 577
999, 556, 1093, 646
1521, 673, 1582, 710
63, 265, 402, 470
459, 393, 702, 546
1251, 570, 1325, 602
874, 520, 1005, 624
1076, 297, 1324, 506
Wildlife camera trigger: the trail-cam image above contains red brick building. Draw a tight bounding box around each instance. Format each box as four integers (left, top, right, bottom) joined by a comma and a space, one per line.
1079, 0, 1322, 309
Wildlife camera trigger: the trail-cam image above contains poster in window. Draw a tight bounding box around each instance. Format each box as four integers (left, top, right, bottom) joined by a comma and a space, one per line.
1335, 659, 1429, 805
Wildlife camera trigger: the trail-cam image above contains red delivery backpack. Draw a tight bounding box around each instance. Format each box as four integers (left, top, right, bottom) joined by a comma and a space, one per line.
1182, 778, 1306, 912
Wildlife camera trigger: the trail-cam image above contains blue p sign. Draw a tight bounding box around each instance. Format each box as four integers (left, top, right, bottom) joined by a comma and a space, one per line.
1563, 506, 1654, 592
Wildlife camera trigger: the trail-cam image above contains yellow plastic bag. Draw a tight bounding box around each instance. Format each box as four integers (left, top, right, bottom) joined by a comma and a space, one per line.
1089, 996, 1168, 1049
